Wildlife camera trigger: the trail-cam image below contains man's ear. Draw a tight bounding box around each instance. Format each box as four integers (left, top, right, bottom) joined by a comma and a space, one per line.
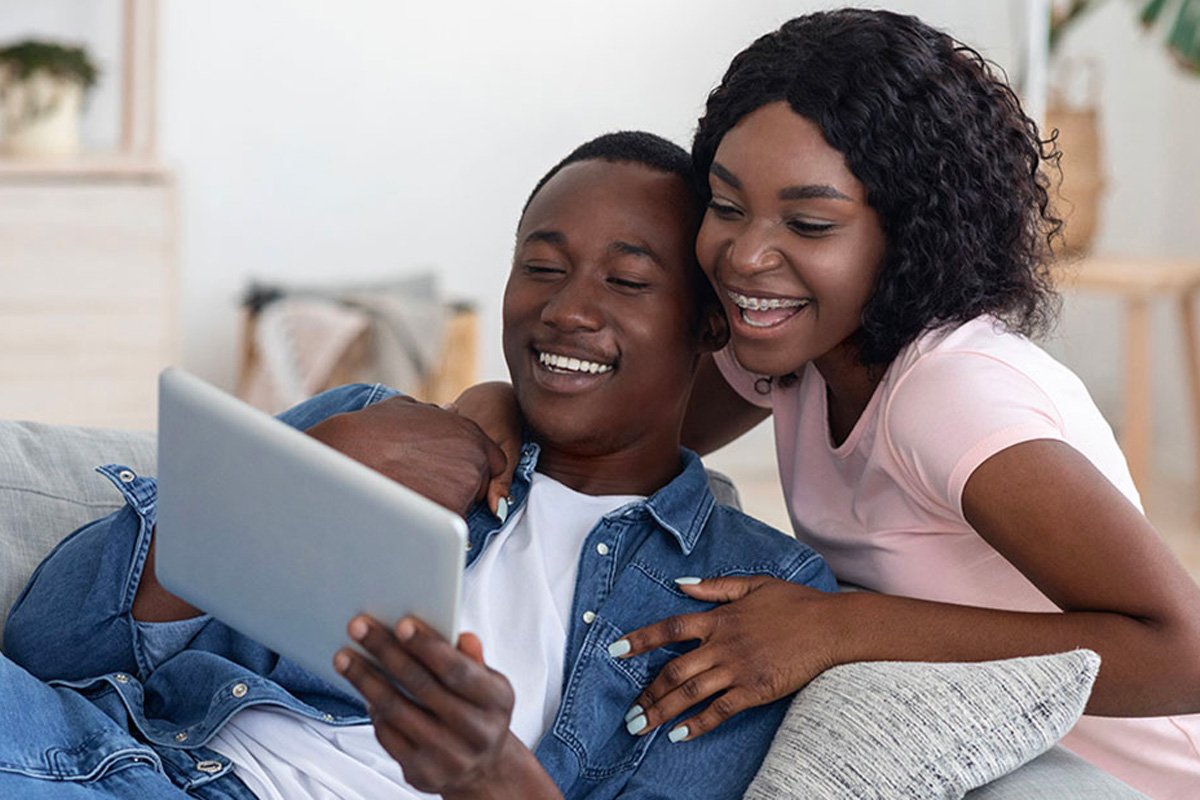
698, 306, 730, 353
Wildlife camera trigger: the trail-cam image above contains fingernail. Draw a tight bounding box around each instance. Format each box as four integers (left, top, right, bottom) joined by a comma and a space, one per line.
394, 618, 415, 641
495, 496, 509, 524
626, 714, 647, 735
608, 639, 631, 658
348, 617, 368, 641
674, 576, 702, 586
624, 704, 644, 723
333, 651, 350, 673
668, 725, 689, 743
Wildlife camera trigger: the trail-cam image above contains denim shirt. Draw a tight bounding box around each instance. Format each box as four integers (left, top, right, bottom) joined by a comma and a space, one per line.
3, 384, 835, 800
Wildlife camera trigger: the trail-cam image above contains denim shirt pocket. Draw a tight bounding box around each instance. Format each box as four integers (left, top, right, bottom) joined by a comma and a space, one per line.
551, 614, 667, 781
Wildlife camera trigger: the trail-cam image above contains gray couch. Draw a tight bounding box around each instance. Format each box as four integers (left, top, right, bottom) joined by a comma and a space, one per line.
0, 420, 1145, 799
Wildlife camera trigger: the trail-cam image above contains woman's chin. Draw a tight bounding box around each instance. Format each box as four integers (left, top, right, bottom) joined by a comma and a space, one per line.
729, 338, 809, 379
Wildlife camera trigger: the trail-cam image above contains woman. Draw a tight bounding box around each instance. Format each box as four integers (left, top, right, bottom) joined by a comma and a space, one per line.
600, 11, 1200, 798
459, 9, 1200, 798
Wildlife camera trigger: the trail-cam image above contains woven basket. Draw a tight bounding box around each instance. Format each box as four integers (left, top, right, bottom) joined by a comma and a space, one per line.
1045, 102, 1106, 256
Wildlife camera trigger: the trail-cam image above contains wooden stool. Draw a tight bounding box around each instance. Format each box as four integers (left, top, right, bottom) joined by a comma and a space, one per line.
1065, 256, 1200, 496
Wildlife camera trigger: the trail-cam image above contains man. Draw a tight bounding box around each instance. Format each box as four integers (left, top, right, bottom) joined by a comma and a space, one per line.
2, 132, 834, 799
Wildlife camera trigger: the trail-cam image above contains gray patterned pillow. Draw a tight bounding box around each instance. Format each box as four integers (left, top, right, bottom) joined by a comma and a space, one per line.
0, 421, 155, 645
744, 650, 1100, 800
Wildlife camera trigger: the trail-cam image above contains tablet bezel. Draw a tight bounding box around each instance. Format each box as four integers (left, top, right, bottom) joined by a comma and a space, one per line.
155, 368, 466, 691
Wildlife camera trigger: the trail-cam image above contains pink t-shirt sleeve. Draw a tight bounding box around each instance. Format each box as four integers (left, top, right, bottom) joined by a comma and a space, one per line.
713, 346, 774, 410
883, 351, 1067, 518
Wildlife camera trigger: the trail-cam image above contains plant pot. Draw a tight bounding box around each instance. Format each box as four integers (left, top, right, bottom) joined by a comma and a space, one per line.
0, 71, 84, 158
1045, 103, 1106, 256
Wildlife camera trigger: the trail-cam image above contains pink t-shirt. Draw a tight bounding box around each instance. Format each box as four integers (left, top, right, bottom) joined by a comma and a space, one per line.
716, 316, 1200, 799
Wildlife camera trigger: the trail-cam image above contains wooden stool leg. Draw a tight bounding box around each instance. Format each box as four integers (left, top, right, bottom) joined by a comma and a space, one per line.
1123, 296, 1152, 497
1180, 289, 1200, 513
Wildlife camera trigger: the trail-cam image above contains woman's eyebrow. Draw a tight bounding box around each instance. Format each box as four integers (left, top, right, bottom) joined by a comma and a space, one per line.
710, 161, 741, 189
711, 160, 851, 202
779, 184, 852, 202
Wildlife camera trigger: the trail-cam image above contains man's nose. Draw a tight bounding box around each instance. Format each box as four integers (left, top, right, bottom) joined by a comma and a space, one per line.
541, 276, 603, 331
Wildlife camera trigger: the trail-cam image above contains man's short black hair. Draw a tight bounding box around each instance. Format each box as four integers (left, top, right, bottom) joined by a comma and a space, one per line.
520, 131, 702, 219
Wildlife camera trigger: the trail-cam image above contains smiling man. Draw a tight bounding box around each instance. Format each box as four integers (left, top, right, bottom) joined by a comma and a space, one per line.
1, 132, 834, 800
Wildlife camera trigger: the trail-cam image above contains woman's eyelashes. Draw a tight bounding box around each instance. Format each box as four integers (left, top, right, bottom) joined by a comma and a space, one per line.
707, 200, 836, 238
706, 199, 742, 219
786, 218, 836, 236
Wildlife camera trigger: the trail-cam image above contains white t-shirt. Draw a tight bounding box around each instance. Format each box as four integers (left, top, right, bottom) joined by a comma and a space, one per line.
207, 472, 640, 800
715, 315, 1200, 800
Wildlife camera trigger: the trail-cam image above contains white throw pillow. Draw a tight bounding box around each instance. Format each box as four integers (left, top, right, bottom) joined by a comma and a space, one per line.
743, 650, 1100, 800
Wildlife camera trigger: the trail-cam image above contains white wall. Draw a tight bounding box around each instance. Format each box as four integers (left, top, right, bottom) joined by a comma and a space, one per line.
1043, 1, 1200, 479
4, 0, 1199, 475
152, 0, 1023, 392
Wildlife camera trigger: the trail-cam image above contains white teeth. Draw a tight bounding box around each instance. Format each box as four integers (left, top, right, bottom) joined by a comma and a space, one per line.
537, 351, 614, 374
725, 290, 809, 311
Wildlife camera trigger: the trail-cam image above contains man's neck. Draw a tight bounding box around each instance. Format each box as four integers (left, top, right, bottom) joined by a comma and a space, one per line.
533, 436, 684, 497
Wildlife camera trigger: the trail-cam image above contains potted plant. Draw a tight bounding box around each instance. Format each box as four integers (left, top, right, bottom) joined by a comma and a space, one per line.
1048, 0, 1198, 254
0, 40, 99, 158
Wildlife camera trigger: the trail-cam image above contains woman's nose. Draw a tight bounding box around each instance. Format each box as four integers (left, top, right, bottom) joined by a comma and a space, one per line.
727, 223, 784, 276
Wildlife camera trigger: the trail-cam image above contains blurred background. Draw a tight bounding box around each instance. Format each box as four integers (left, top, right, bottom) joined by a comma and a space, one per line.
1, 1, 1197, 571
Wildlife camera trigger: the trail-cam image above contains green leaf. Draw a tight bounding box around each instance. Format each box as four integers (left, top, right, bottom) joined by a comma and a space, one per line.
1141, 0, 1171, 25
1164, 0, 1200, 70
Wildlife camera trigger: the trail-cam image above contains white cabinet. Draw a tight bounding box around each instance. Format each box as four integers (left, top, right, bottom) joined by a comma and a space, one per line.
0, 169, 177, 429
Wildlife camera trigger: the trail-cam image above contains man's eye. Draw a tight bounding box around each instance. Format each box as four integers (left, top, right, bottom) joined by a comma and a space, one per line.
609, 277, 650, 290
787, 219, 836, 236
524, 264, 565, 277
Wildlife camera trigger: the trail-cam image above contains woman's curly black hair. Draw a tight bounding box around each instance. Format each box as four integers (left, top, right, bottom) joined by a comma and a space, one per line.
693, 8, 1062, 368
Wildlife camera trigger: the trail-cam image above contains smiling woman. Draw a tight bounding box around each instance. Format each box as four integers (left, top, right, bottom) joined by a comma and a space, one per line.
607, 10, 1200, 798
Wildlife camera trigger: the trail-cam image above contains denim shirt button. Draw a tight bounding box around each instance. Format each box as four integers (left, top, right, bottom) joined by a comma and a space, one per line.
582, 610, 596, 624
175, 731, 189, 742
596, 542, 610, 555
322, 713, 335, 722
114, 673, 130, 683
118, 469, 136, 483
231, 682, 249, 698
196, 760, 222, 774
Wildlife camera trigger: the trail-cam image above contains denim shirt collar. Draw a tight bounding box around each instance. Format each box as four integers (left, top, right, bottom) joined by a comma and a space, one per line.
464, 441, 715, 560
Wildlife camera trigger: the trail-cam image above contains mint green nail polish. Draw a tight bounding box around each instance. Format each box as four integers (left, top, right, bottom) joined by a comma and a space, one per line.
608, 639, 631, 658
496, 497, 509, 524
668, 725, 689, 743
674, 576, 702, 586
624, 704, 644, 722
626, 714, 647, 735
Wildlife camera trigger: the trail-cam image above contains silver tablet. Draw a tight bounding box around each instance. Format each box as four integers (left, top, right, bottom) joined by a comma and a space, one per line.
155, 368, 466, 691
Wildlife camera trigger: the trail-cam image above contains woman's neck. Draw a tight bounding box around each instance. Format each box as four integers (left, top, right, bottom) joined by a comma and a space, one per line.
813, 342, 884, 447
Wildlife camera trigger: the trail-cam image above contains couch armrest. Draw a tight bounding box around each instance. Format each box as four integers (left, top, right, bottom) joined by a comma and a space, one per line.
0, 421, 155, 646
966, 746, 1147, 799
